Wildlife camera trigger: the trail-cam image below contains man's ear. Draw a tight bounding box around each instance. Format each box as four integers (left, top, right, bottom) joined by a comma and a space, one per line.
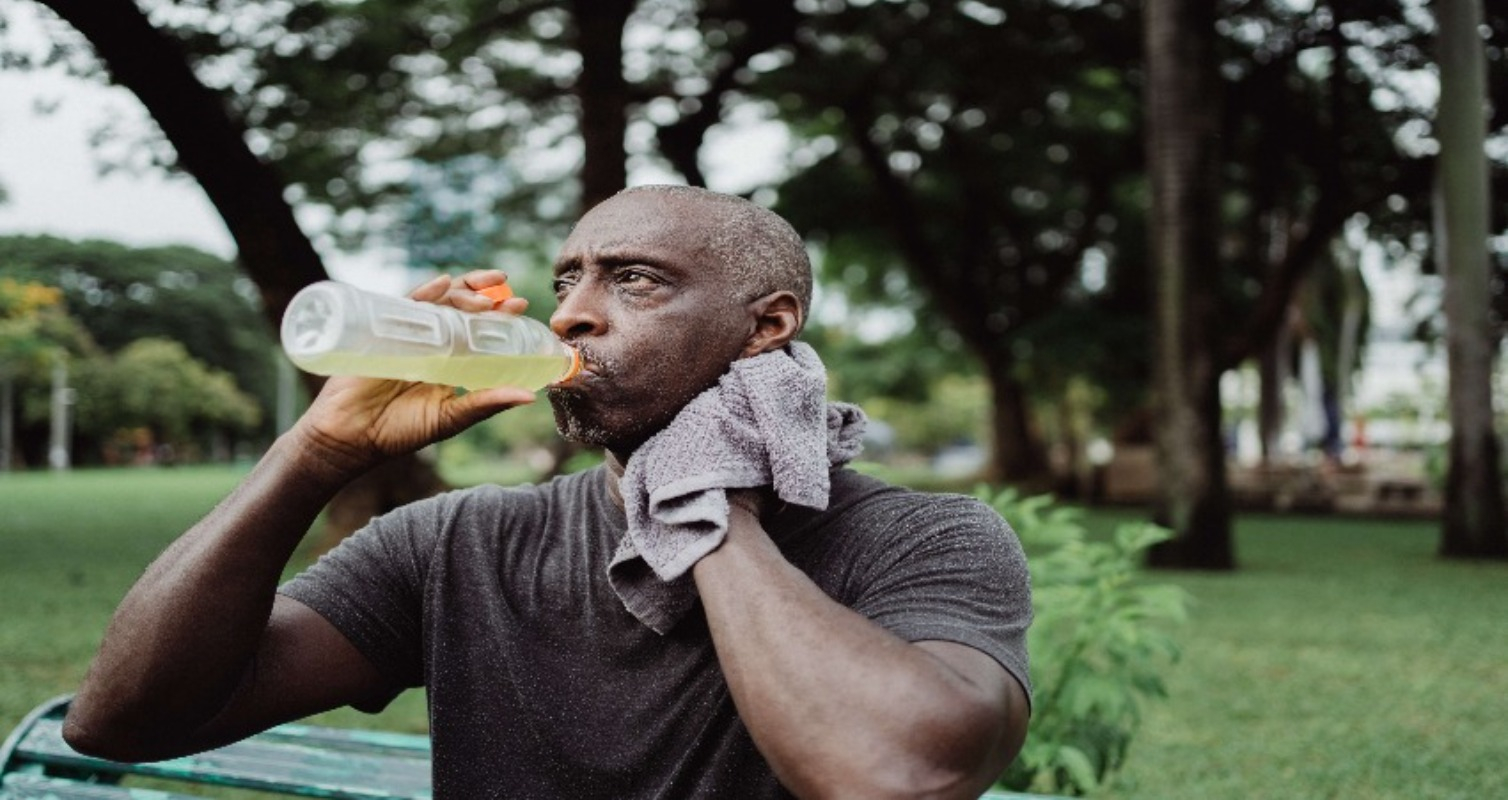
740, 291, 803, 357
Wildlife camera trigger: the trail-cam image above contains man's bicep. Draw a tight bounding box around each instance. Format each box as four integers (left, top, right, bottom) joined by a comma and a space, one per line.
194, 596, 398, 748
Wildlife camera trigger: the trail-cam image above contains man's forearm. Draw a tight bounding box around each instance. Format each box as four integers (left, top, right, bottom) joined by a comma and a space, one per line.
692, 509, 1021, 799
67, 431, 358, 750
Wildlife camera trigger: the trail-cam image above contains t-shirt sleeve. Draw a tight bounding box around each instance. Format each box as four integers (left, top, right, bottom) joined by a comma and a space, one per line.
847, 495, 1033, 702
278, 492, 455, 705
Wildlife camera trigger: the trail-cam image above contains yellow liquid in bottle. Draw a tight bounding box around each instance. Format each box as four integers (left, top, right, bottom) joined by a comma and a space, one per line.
296, 352, 572, 391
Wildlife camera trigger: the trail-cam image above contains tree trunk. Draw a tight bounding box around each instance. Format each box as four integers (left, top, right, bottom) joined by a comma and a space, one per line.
36, 0, 326, 322
319, 454, 448, 554
653, 0, 801, 188
571, 0, 635, 213
1143, 0, 1234, 569
1257, 311, 1290, 465
982, 352, 1049, 486
1434, 0, 1508, 559
40, 0, 444, 539
1334, 240, 1366, 455
0, 372, 13, 472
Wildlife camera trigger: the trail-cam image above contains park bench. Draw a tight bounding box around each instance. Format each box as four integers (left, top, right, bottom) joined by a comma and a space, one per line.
1, 695, 431, 799
1, 695, 1058, 799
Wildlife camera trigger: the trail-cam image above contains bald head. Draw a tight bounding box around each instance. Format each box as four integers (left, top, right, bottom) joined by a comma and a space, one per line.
612, 185, 813, 329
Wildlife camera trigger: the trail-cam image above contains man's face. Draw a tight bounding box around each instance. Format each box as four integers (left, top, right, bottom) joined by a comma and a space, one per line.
545, 192, 753, 457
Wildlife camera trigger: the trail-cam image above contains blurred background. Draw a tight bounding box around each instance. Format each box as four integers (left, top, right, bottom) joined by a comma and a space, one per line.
0, 0, 1505, 797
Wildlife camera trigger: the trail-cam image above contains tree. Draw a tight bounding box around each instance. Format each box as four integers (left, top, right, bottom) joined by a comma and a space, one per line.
0, 235, 279, 435
70, 338, 261, 461
1141, 0, 1232, 568
14, 1, 1497, 534
1434, 0, 1507, 559
12, 0, 439, 537
26, 0, 328, 321
0, 278, 94, 469
763, 0, 1146, 485
750, 1, 1435, 494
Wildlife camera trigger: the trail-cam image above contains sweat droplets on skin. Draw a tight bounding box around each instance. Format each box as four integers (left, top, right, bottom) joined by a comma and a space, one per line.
619, 185, 812, 316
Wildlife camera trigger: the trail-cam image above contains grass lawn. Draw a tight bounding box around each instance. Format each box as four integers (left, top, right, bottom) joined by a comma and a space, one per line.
2, 465, 1504, 798
1080, 507, 1508, 799
0, 465, 429, 740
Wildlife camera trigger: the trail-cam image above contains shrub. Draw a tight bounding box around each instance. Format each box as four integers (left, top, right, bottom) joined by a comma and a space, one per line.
980, 488, 1191, 796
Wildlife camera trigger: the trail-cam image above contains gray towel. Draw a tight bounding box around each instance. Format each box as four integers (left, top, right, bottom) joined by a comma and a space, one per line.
610, 341, 867, 633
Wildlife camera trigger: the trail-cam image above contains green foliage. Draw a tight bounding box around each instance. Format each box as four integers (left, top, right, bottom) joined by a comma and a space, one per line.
0, 278, 95, 375
861, 373, 989, 456
765, 0, 1152, 423
978, 488, 1190, 796
0, 236, 278, 437
70, 338, 261, 449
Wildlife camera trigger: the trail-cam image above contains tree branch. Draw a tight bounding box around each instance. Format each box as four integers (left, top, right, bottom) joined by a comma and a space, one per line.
653, 0, 801, 187
35, 0, 327, 330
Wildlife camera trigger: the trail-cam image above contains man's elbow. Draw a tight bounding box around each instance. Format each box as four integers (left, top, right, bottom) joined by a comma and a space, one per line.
804, 714, 1022, 799
62, 698, 183, 763
801, 757, 997, 800
887, 684, 1027, 799
62, 709, 139, 763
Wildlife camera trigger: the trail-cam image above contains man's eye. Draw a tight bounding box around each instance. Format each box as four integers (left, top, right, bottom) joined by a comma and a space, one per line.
617, 270, 658, 288
552, 277, 575, 295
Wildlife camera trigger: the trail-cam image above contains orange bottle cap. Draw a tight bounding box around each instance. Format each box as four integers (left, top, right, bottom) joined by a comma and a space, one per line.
477, 283, 514, 306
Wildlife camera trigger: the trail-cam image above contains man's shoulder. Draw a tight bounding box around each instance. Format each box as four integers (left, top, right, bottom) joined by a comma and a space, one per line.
443, 463, 609, 505
373, 465, 610, 539
828, 468, 1004, 526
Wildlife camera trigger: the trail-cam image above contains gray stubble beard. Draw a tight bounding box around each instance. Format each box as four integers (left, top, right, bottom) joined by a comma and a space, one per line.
546, 389, 610, 448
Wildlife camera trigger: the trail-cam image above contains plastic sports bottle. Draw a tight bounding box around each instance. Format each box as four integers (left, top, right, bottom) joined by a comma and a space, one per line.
281, 280, 581, 391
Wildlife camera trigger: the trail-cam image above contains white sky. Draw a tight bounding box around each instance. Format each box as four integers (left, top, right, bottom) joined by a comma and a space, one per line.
0, 70, 236, 258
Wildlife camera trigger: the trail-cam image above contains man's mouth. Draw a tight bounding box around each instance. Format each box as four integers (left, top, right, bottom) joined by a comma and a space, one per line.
571, 345, 612, 379
547, 345, 608, 392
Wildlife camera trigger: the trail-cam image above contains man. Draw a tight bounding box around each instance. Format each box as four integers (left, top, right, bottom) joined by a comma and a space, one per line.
65, 186, 1032, 798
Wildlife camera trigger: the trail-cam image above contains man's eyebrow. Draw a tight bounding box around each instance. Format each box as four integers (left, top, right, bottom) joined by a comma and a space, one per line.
558, 247, 681, 274
552, 254, 581, 275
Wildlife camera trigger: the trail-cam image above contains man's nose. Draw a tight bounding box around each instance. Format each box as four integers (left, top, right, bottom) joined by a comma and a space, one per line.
549, 280, 607, 341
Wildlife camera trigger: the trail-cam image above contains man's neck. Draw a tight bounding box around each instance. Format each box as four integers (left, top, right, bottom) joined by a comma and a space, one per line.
604, 450, 627, 510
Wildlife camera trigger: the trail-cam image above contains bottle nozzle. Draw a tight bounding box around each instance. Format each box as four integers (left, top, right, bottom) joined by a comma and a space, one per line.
555, 347, 583, 386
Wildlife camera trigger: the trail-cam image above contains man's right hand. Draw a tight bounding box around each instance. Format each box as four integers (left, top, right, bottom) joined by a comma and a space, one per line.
290, 270, 539, 482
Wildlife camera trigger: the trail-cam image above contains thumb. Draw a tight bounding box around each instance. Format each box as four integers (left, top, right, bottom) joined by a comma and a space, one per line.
443, 387, 538, 430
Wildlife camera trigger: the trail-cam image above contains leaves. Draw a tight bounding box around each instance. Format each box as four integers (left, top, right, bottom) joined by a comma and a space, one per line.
0, 235, 278, 436
71, 338, 261, 444
981, 486, 1191, 796
0, 277, 94, 378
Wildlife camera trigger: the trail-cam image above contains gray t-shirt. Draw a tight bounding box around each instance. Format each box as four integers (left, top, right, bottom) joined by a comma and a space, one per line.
280, 465, 1031, 799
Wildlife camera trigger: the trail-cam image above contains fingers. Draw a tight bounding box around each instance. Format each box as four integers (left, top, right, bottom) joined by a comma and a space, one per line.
409, 274, 451, 303
494, 295, 531, 315
408, 270, 530, 314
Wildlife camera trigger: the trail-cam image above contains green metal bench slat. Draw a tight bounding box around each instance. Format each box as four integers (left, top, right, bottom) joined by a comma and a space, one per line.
255, 724, 430, 758
0, 770, 1066, 800
14, 718, 430, 800
2, 771, 199, 799
4, 696, 1069, 799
